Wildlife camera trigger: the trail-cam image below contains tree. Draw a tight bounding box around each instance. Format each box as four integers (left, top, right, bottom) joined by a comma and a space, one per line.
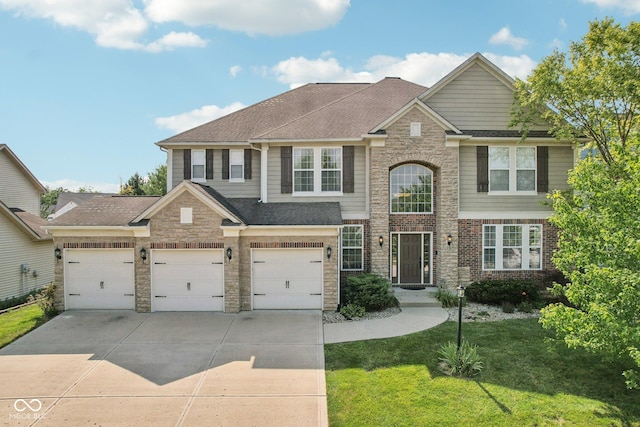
40, 186, 66, 218
141, 165, 167, 196
543, 146, 640, 389
120, 165, 167, 196
511, 18, 640, 165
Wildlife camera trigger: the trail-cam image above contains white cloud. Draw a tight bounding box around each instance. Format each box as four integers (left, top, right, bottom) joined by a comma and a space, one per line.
0, 0, 206, 52
144, 0, 350, 36
270, 52, 536, 89
42, 179, 120, 194
580, 0, 640, 14
549, 38, 564, 50
559, 18, 567, 31
489, 27, 529, 51
230, 65, 242, 77
155, 102, 247, 133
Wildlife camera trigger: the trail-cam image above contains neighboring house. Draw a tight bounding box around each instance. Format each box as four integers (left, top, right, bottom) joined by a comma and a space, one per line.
46, 53, 575, 313
48, 192, 117, 220
0, 144, 54, 300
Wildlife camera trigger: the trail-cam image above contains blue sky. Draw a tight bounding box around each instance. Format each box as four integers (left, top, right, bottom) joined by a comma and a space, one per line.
1, 0, 638, 192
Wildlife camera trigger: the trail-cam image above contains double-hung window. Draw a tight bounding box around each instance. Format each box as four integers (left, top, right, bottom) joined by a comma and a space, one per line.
229, 149, 244, 182
191, 150, 206, 182
341, 225, 363, 270
489, 146, 536, 193
483, 224, 542, 270
293, 147, 342, 194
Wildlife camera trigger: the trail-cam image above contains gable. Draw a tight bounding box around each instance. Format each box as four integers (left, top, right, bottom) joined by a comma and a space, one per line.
421, 62, 517, 131
0, 146, 44, 215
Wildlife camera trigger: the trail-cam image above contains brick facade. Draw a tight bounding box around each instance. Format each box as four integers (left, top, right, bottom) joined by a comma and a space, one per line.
458, 219, 560, 284
369, 107, 460, 289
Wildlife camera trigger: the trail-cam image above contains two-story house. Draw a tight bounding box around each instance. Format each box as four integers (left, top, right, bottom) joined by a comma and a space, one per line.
46, 53, 574, 313
0, 144, 54, 300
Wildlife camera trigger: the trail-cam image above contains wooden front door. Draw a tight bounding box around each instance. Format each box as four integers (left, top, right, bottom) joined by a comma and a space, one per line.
400, 234, 422, 283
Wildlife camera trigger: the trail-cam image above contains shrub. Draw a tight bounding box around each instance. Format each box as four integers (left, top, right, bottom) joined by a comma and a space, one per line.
465, 279, 541, 306
344, 273, 398, 312
438, 341, 484, 377
434, 287, 458, 308
340, 303, 365, 320
27, 283, 58, 318
502, 302, 515, 313
0, 289, 41, 311
517, 301, 534, 313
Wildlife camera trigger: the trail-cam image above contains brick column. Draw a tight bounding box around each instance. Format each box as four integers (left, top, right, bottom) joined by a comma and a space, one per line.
224, 236, 241, 313
135, 238, 151, 312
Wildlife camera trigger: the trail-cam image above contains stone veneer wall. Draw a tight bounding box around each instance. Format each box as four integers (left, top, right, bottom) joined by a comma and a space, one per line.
458, 219, 560, 284
369, 107, 460, 289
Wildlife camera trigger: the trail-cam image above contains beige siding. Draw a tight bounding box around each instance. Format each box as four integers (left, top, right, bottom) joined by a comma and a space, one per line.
423, 63, 545, 131
0, 151, 41, 215
267, 145, 367, 215
0, 217, 54, 299
459, 144, 573, 213
170, 148, 260, 198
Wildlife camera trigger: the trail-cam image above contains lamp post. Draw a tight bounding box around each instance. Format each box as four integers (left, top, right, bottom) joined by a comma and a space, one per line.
457, 285, 465, 352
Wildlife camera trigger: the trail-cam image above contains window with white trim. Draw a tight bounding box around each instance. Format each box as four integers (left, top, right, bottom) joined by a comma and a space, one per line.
390, 164, 433, 213
229, 149, 244, 182
410, 122, 421, 137
293, 147, 342, 194
191, 150, 206, 182
341, 225, 363, 270
483, 224, 542, 270
489, 146, 536, 192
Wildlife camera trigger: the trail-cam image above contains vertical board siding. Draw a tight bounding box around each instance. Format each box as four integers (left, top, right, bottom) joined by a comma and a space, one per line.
459, 145, 573, 213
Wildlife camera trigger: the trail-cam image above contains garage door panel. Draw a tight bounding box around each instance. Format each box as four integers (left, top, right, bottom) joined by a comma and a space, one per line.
151, 250, 224, 312
252, 249, 323, 310
65, 249, 135, 310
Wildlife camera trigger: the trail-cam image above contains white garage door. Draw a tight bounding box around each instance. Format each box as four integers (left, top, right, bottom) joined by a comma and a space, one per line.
65, 249, 135, 310
252, 249, 323, 309
152, 250, 224, 312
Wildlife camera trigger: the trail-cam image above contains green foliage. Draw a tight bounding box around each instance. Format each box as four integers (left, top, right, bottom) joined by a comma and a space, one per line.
437, 340, 484, 377
466, 279, 540, 306
344, 273, 398, 312
40, 186, 66, 218
511, 18, 640, 165
517, 301, 534, 313
0, 289, 41, 310
27, 283, 58, 318
542, 146, 640, 389
120, 165, 167, 196
501, 302, 515, 313
434, 287, 458, 308
339, 303, 365, 320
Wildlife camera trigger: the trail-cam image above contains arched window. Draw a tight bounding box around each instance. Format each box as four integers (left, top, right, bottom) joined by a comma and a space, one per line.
390, 164, 433, 213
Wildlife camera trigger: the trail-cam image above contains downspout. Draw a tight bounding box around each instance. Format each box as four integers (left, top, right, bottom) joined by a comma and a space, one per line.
250, 143, 268, 203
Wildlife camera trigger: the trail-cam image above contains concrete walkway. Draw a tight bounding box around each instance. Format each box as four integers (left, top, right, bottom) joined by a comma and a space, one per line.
323, 306, 449, 344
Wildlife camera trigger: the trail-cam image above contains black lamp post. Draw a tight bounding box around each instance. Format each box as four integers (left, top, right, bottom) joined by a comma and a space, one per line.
457, 285, 465, 352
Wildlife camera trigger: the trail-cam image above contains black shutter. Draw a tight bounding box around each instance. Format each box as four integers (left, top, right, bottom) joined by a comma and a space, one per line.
206, 149, 214, 180
343, 145, 354, 193
222, 149, 229, 180
281, 146, 292, 194
244, 149, 252, 180
477, 146, 488, 192
537, 146, 549, 193
183, 149, 191, 180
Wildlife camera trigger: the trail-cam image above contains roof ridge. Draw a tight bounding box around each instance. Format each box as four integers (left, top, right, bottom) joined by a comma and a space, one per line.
251, 80, 383, 140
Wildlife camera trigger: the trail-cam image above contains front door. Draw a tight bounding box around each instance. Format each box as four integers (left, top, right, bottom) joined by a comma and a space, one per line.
400, 234, 421, 283
392, 233, 432, 285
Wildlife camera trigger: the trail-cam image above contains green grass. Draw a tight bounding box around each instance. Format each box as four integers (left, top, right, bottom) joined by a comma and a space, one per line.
0, 304, 48, 349
325, 319, 639, 427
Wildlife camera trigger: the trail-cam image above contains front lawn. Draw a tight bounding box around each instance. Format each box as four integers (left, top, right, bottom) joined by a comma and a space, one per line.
325, 319, 639, 426
0, 304, 48, 349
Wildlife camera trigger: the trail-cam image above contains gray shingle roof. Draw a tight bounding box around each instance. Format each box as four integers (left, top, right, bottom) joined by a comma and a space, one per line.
11, 208, 50, 239
54, 192, 117, 213
227, 198, 342, 226
49, 195, 161, 226
159, 78, 426, 144
449, 130, 554, 138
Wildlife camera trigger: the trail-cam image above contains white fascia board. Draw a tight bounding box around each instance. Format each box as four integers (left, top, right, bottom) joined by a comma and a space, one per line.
341, 213, 370, 220
45, 226, 150, 238
238, 225, 341, 237
249, 137, 363, 145
458, 211, 551, 220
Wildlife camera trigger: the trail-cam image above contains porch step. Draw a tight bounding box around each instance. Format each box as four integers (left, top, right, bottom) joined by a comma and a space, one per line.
393, 287, 442, 308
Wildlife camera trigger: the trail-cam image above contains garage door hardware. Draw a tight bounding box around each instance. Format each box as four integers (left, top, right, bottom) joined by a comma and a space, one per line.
212, 262, 223, 265
254, 293, 266, 296
310, 260, 322, 263
187, 282, 191, 290
213, 295, 223, 298
69, 293, 80, 296
68, 261, 80, 264
100, 281, 104, 289
155, 296, 167, 298
253, 261, 266, 263
310, 293, 322, 296
285, 280, 290, 289
124, 293, 134, 296
154, 262, 167, 265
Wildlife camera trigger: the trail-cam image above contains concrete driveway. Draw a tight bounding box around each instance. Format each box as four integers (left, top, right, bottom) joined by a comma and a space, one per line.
0, 310, 327, 427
